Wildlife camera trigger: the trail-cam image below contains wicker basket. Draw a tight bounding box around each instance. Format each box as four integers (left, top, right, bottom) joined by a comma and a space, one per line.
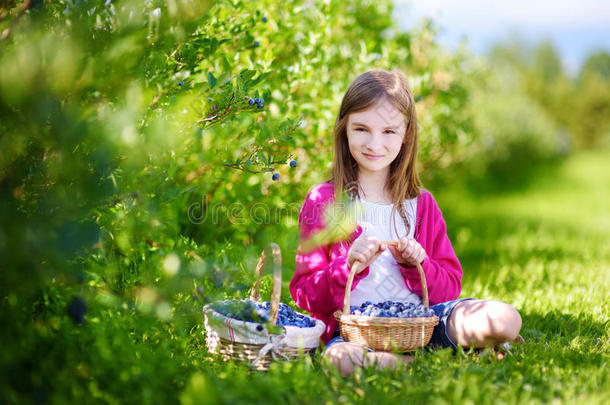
333, 251, 439, 352
203, 243, 326, 371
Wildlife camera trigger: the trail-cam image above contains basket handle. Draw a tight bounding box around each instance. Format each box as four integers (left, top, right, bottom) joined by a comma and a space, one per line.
342, 240, 430, 316
249, 242, 282, 326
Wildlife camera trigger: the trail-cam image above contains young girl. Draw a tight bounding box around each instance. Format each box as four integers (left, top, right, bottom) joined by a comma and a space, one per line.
289, 69, 522, 377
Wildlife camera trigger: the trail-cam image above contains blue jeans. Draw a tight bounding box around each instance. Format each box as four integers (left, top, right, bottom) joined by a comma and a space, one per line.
322, 298, 474, 355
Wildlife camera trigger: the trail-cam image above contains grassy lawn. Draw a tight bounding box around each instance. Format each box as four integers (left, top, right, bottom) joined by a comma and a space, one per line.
195, 150, 609, 405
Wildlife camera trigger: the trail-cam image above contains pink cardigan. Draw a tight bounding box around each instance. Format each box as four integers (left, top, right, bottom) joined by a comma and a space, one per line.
289, 182, 463, 344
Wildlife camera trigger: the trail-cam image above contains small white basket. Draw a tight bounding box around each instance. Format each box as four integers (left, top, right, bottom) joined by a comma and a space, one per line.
203, 243, 325, 370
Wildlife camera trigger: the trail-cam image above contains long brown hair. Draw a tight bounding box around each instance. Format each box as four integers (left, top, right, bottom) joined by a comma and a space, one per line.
330, 69, 421, 236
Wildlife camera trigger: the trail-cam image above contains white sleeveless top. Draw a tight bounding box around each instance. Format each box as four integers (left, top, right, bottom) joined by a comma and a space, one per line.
349, 197, 422, 307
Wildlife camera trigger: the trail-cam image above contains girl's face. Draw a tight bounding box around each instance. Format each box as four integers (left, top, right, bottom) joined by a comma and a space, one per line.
346, 97, 406, 178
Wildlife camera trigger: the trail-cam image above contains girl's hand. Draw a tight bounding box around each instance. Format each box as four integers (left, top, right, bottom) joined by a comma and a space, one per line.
347, 236, 387, 273
388, 237, 427, 267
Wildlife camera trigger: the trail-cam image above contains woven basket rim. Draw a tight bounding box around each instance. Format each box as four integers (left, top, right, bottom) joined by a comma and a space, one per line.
333, 310, 439, 327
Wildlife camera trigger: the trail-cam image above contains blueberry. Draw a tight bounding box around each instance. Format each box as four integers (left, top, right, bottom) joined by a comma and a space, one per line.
259, 98, 264, 103
249, 98, 255, 105
67, 296, 87, 325
254, 41, 260, 47
262, 16, 267, 22
289, 160, 297, 168
415, 95, 423, 102
212, 105, 218, 111
256, 324, 263, 331
257, 103, 264, 109
178, 80, 184, 86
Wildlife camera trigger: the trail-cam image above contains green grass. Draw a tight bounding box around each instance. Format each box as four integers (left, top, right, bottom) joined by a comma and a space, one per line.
194, 150, 610, 405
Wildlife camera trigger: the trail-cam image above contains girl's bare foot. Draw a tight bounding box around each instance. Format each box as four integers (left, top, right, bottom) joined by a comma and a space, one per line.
323, 343, 414, 377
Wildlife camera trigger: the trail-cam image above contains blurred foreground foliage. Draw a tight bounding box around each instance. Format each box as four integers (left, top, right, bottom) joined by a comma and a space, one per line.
0, 0, 607, 403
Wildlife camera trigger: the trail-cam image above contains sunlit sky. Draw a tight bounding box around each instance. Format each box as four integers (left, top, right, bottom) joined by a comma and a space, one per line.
393, 0, 610, 75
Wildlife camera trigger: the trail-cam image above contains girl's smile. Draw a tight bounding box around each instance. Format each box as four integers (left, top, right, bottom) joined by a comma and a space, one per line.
362, 153, 385, 160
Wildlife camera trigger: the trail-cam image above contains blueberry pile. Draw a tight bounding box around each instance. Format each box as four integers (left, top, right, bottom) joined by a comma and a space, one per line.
255, 302, 316, 328
349, 301, 435, 318
210, 300, 316, 328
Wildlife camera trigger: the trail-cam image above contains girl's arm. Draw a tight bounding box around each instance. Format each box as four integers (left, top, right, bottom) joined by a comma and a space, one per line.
289, 187, 370, 315
397, 193, 462, 304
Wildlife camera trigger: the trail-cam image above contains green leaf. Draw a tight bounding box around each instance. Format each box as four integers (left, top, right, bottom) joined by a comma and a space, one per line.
266, 323, 284, 335
299, 200, 363, 253
221, 56, 231, 75
208, 72, 217, 89
240, 69, 256, 81
249, 72, 271, 86
180, 186, 196, 195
